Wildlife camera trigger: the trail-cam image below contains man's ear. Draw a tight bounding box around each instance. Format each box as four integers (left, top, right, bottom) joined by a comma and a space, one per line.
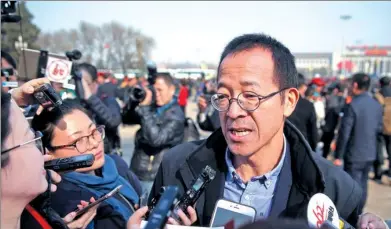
283, 88, 300, 118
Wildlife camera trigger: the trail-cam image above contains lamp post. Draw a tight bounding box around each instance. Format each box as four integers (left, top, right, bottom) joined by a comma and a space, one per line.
340, 15, 352, 78
14, 35, 28, 79
14, 35, 28, 52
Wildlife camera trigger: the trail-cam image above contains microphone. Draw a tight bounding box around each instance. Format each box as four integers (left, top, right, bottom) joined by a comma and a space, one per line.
307, 193, 355, 229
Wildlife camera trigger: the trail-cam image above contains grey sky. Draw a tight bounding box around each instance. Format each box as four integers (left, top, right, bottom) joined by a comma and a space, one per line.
27, 1, 391, 64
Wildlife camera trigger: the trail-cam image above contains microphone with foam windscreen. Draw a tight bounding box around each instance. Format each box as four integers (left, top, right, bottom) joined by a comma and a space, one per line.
307, 193, 355, 229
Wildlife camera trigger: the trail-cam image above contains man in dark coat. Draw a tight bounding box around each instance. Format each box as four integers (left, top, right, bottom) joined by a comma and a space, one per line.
335, 73, 383, 215
149, 34, 388, 229
288, 73, 318, 151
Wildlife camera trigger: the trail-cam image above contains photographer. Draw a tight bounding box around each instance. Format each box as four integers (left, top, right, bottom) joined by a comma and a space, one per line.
130, 73, 185, 195
197, 80, 220, 132
1, 50, 18, 93
2, 78, 99, 229
76, 63, 122, 155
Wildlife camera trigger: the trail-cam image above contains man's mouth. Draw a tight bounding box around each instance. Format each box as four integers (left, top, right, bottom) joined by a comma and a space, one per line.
229, 128, 252, 137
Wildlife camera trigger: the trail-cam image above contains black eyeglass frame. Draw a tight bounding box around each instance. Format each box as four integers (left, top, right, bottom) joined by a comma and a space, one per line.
211, 88, 289, 112
47, 125, 106, 153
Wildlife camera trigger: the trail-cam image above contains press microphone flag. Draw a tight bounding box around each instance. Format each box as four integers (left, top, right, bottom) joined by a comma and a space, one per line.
307, 193, 355, 229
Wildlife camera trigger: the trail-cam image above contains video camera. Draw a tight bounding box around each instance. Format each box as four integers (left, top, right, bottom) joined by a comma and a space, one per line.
1, 1, 21, 23
121, 61, 157, 125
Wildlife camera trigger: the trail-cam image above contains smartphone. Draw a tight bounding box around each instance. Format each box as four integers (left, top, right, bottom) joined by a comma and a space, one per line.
210, 199, 256, 229
144, 186, 179, 229
44, 154, 95, 172
74, 185, 123, 217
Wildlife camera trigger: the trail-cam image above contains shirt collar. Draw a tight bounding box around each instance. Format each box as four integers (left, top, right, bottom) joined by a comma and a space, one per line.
225, 134, 287, 184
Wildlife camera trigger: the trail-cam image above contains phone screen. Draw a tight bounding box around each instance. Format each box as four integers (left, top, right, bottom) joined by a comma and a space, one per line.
74, 185, 122, 217
211, 207, 255, 229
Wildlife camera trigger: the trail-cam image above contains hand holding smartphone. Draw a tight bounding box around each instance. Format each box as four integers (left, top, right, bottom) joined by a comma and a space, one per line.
74, 185, 123, 218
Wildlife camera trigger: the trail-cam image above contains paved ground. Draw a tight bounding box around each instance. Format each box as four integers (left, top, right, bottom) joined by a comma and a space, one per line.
118, 100, 391, 220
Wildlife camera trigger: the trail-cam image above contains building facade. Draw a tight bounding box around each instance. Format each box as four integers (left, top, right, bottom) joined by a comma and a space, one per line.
333, 46, 391, 77
293, 53, 333, 78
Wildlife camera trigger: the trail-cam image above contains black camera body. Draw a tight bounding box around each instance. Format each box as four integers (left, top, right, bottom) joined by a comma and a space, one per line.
1, 1, 21, 23
33, 83, 62, 109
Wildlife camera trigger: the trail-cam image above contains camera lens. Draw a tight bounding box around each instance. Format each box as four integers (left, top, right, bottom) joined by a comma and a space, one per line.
35, 92, 44, 99
130, 87, 146, 102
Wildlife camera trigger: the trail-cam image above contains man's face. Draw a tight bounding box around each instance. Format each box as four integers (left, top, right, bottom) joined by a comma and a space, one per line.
217, 48, 298, 157
154, 78, 175, 106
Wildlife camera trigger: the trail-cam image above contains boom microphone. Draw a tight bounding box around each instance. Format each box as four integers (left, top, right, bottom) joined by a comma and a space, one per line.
307, 193, 355, 229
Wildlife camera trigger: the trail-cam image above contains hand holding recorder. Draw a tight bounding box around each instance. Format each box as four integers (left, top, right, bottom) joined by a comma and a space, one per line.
10, 78, 51, 107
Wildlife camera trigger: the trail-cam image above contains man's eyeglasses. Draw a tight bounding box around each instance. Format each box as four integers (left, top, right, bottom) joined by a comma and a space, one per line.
211, 88, 288, 112
48, 125, 105, 154
1, 131, 45, 155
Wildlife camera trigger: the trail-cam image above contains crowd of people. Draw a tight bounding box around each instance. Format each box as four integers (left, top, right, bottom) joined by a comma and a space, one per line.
1, 32, 391, 229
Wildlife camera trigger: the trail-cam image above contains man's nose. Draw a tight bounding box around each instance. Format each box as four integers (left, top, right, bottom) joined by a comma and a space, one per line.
226, 100, 247, 119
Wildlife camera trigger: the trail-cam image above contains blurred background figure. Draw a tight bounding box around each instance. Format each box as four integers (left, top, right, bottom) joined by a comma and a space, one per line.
321, 82, 346, 158
373, 76, 391, 183
334, 73, 383, 215
178, 78, 189, 116
76, 63, 122, 156
1, 50, 19, 93
288, 73, 318, 151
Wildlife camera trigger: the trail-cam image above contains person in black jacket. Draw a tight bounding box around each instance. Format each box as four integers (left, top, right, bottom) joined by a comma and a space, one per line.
321, 83, 345, 158
335, 73, 383, 215
130, 73, 185, 196
77, 63, 122, 155
287, 73, 318, 151
148, 34, 388, 229
31, 100, 142, 229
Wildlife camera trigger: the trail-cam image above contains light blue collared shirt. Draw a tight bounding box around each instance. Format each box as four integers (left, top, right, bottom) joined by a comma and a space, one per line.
223, 134, 287, 219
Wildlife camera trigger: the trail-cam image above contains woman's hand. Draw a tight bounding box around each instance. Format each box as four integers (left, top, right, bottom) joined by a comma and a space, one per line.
167, 206, 197, 226
10, 78, 51, 107
127, 206, 149, 229
63, 197, 99, 229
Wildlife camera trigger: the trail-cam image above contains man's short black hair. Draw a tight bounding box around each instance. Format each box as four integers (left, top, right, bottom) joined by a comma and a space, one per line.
155, 73, 175, 87
77, 62, 98, 82
218, 33, 298, 90
1, 50, 17, 69
297, 73, 306, 88
379, 76, 390, 87
352, 72, 371, 91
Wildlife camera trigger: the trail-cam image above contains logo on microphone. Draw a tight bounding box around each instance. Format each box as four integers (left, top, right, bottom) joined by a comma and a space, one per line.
307, 193, 340, 228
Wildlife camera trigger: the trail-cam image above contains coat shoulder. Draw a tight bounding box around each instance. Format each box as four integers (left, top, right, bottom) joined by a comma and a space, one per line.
161, 140, 205, 172
313, 154, 362, 219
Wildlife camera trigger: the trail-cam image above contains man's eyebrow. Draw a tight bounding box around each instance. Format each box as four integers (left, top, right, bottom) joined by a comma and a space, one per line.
240, 80, 261, 88
217, 81, 229, 89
